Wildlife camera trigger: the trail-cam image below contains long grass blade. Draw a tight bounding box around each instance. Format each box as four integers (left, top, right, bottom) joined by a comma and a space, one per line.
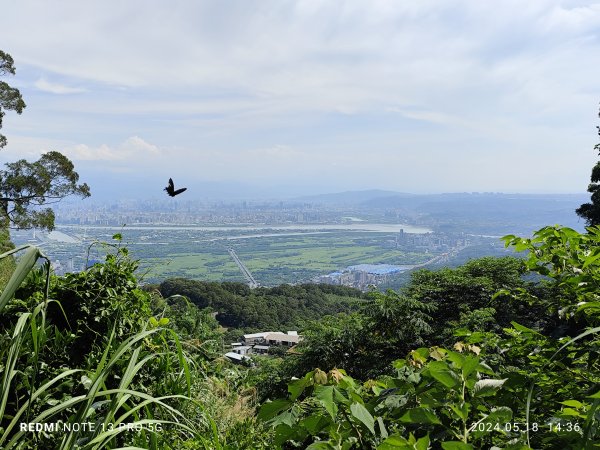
0, 246, 45, 313
0, 312, 32, 422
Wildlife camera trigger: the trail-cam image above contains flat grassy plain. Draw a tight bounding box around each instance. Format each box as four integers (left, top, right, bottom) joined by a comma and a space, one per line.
9, 226, 439, 286
136, 231, 432, 285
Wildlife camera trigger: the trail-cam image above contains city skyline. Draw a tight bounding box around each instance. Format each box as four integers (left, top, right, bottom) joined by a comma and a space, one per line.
1, 1, 600, 200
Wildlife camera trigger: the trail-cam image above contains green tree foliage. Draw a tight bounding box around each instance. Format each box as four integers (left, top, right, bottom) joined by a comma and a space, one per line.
282, 257, 531, 385
404, 257, 541, 340
159, 279, 365, 332
0, 151, 91, 230
260, 349, 515, 449
0, 50, 90, 231
287, 291, 435, 381
4, 225, 600, 448
261, 226, 600, 449
502, 225, 600, 324
576, 106, 600, 225
0, 241, 273, 448
0, 50, 26, 150
0, 245, 187, 448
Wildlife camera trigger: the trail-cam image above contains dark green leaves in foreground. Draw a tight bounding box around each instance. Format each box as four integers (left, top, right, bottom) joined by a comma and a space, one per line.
260, 344, 517, 449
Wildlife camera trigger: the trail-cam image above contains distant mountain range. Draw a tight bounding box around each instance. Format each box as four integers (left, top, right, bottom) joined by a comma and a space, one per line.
295, 190, 587, 208
295, 190, 589, 234
294, 189, 415, 205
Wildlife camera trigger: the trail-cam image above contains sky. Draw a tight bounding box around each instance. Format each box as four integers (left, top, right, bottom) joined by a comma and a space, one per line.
1, 0, 600, 200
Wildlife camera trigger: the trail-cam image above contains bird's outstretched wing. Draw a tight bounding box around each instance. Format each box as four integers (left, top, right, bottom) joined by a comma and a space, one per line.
164, 178, 175, 196
164, 178, 187, 197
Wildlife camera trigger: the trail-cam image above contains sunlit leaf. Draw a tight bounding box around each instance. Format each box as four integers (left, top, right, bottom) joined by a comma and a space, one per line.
350, 402, 375, 435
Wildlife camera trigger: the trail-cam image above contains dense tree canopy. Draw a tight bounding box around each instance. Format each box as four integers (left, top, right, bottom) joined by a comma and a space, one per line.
158, 279, 365, 333
261, 227, 600, 449
0, 50, 90, 230
279, 256, 533, 382
0, 151, 90, 230
0, 50, 26, 150
576, 105, 600, 226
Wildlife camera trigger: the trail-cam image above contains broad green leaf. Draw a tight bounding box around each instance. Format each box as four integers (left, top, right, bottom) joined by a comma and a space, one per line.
382, 394, 408, 410
582, 251, 600, 268
0, 246, 45, 314
333, 386, 350, 405
445, 351, 465, 367
315, 385, 337, 419
476, 362, 495, 376
560, 400, 583, 408
428, 361, 460, 388
472, 379, 507, 397
560, 407, 584, 417
377, 435, 411, 449
393, 359, 407, 369
415, 434, 430, 450
271, 409, 297, 428
449, 402, 470, 421
301, 414, 329, 435
288, 372, 313, 400
430, 347, 445, 360
399, 407, 441, 424
461, 356, 480, 378
350, 402, 375, 435
257, 399, 291, 421
441, 442, 474, 450
306, 441, 335, 449
273, 424, 297, 447
482, 406, 512, 424
510, 322, 540, 335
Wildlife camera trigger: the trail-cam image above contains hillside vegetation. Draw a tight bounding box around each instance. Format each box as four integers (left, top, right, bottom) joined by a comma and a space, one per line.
157, 278, 365, 337
0, 226, 599, 449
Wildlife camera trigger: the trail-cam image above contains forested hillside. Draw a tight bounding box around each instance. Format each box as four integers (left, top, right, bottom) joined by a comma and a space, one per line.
157, 279, 365, 336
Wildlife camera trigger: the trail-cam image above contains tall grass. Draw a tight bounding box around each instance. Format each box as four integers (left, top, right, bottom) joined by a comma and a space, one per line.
0, 227, 16, 289
0, 245, 209, 449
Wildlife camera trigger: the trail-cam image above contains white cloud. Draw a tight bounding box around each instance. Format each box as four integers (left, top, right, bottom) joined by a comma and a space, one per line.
62, 136, 161, 161
0, 1, 599, 193
34, 78, 86, 94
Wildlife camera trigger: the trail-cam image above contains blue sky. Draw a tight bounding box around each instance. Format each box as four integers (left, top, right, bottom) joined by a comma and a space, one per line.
1, 0, 600, 199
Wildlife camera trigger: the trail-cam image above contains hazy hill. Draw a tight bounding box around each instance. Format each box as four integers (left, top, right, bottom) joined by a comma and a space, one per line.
294, 189, 415, 205
293, 190, 588, 233
363, 192, 588, 233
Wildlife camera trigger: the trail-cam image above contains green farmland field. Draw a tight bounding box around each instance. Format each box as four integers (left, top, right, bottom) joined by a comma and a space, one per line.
136, 231, 432, 285
10, 226, 440, 286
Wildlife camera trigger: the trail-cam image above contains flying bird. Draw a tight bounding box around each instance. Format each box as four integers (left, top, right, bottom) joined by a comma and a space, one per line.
164, 178, 187, 197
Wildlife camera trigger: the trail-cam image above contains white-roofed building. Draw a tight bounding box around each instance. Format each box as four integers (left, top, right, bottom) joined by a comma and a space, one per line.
243, 332, 277, 345
224, 352, 250, 364
263, 332, 302, 347
225, 331, 303, 361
